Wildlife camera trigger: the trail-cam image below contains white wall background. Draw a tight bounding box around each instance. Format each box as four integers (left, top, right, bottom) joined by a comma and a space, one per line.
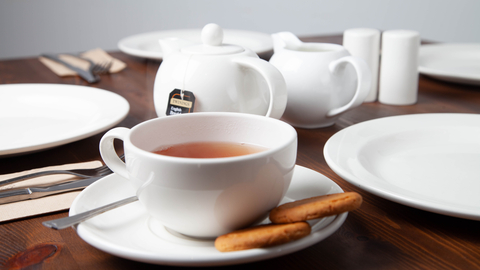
0, 0, 479, 60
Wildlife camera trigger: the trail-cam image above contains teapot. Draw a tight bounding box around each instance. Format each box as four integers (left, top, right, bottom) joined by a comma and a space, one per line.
269, 32, 371, 128
153, 24, 287, 119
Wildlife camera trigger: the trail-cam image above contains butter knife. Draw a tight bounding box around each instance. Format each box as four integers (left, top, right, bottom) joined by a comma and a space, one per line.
41, 54, 99, 83
0, 176, 103, 205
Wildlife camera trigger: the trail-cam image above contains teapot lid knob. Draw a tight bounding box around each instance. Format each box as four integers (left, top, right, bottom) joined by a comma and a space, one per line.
202, 23, 223, 46
181, 23, 244, 55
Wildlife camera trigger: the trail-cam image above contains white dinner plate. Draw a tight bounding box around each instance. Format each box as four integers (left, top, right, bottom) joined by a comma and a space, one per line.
0, 84, 129, 156
70, 165, 347, 267
419, 43, 480, 86
324, 113, 480, 220
118, 29, 273, 60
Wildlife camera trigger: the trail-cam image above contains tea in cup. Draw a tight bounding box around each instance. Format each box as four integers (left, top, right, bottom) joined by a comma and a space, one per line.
270, 32, 372, 128
99, 112, 297, 238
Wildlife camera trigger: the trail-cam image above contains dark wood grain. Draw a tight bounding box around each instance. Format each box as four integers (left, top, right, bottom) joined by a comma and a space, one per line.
1, 35, 479, 270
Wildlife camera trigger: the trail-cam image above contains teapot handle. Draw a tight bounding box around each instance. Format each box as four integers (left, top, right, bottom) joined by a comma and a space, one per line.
232, 57, 287, 119
327, 56, 372, 117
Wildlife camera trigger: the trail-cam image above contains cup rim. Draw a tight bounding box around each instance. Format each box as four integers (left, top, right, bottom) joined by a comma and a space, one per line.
125, 112, 297, 164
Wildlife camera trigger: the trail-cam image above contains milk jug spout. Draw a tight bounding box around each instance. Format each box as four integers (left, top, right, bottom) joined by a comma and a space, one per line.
271, 32, 303, 52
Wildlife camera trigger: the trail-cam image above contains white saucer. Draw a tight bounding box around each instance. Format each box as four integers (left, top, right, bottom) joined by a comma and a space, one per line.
117, 29, 273, 60
419, 43, 480, 86
70, 165, 346, 267
0, 84, 129, 156
324, 113, 480, 220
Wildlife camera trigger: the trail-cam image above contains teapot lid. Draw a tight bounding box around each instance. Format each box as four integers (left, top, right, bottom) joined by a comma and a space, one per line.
181, 24, 244, 55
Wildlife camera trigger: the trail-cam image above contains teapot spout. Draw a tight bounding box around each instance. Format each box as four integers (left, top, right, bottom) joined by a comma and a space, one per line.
158, 37, 196, 58
271, 32, 304, 52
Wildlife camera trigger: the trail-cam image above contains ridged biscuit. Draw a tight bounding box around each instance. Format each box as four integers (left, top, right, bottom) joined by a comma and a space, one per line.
269, 192, 362, 224
214, 222, 311, 252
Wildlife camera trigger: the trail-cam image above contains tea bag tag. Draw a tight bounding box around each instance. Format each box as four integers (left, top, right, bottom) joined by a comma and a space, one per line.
166, 89, 195, 115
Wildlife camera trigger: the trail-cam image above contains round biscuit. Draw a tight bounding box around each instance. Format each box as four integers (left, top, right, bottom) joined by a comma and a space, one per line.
269, 192, 362, 223
214, 222, 311, 252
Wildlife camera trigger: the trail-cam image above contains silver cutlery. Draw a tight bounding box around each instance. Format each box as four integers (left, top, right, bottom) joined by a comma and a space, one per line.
68, 53, 113, 75
79, 56, 112, 75
42, 196, 138, 230
0, 155, 124, 187
41, 53, 99, 83
0, 175, 107, 205
66, 53, 112, 76
91, 61, 112, 75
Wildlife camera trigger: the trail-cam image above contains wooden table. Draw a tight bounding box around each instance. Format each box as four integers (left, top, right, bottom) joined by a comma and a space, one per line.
1, 35, 479, 270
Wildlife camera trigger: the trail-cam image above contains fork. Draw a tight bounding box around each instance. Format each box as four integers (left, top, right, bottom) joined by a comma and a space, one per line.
89, 60, 112, 75
73, 54, 112, 74
66, 53, 112, 78
0, 154, 124, 187
42, 54, 99, 83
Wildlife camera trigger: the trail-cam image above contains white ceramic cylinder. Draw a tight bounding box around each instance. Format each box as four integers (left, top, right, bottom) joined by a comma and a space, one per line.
343, 28, 380, 102
378, 30, 420, 105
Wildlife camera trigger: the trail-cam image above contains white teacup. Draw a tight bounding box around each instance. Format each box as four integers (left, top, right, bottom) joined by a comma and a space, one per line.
99, 112, 297, 238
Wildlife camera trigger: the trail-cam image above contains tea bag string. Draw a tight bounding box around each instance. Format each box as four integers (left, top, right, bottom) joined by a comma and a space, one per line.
181, 54, 194, 100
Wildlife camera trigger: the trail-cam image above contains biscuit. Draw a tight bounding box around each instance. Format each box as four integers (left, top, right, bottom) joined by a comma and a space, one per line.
269, 192, 362, 224
214, 222, 311, 252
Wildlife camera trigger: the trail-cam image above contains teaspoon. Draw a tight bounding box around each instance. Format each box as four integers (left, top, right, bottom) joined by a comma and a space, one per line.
42, 196, 138, 230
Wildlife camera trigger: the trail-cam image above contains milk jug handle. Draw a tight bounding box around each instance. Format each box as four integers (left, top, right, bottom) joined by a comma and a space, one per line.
327, 56, 372, 117
233, 57, 287, 119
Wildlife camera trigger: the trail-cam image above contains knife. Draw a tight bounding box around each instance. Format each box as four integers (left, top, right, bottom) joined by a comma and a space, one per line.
41, 54, 99, 83
0, 176, 104, 205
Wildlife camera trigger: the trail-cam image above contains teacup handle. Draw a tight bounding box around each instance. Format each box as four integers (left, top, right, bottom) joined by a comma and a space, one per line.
327, 56, 372, 117
232, 57, 287, 119
99, 127, 130, 179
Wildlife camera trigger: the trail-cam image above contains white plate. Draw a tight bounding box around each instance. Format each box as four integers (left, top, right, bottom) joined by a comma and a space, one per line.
118, 29, 273, 60
0, 84, 129, 156
324, 113, 480, 220
70, 165, 347, 267
419, 43, 480, 85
